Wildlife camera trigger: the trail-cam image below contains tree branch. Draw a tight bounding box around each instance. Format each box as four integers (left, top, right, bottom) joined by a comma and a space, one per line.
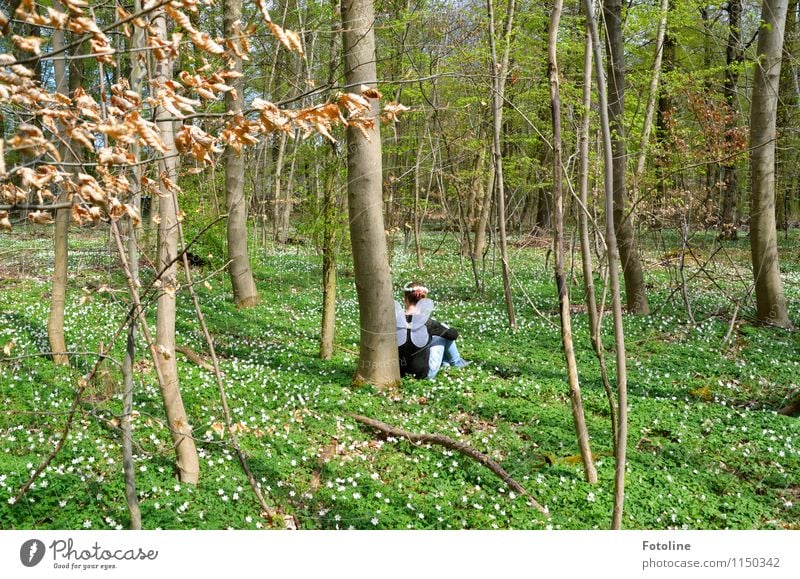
351, 413, 549, 515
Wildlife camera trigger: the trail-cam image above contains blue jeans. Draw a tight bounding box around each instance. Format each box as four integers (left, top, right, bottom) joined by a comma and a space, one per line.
427, 336, 464, 379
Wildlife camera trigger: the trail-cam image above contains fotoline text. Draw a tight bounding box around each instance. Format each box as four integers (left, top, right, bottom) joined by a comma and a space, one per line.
642, 540, 691, 551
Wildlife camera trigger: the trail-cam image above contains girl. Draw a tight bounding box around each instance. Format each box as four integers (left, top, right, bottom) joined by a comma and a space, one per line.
396, 281, 469, 379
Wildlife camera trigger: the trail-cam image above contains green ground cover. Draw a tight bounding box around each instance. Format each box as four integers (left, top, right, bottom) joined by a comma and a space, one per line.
0, 228, 798, 530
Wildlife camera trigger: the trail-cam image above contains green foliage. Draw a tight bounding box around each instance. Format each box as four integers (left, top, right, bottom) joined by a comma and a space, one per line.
0, 230, 799, 530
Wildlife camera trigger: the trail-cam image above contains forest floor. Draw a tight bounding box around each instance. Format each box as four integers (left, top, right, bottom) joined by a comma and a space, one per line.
0, 226, 799, 530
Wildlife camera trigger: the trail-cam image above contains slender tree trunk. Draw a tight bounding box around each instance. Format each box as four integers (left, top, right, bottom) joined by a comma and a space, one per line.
632, 0, 670, 215
342, 0, 401, 387
487, 0, 517, 331
750, 0, 792, 328
272, 133, 288, 242
655, 11, 676, 223
473, 154, 495, 262
320, 158, 338, 360
121, 0, 146, 529
584, 0, 629, 529
224, 0, 259, 307
549, 0, 597, 484
719, 0, 743, 240
603, 0, 649, 315
47, 5, 70, 366
777, 0, 799, 230
153, 12, 200, 483
579, 23, 616, 450
122, 320, 142, 529
413, 125, 427, 269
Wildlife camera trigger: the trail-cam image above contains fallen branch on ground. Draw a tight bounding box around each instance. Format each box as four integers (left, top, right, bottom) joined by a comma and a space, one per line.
350, 413, 549, 515
175, 345, 215, 373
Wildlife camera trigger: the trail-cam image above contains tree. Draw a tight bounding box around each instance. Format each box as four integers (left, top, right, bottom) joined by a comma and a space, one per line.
487, 0, 517, 330
719, 0, 744, 240
341, 0, 401, 387
223, 0, 259, 308
603, 0, 649, 315
46, 3, 71, 366
750, 0, 792, 328
548, 0, 596, 485
152, 10, 200, 484
584, 0, 629, 529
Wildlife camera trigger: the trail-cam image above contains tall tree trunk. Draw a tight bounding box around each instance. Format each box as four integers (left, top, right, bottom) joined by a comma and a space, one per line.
603, 0, 650, 314
750, 0, 792, 328
655, 7, 676, 223
224, 0, 259, 307
579, 22, 616, 450
487, 0, 517, 331
153, 12, 200, 483
584, 0, 629, 529
320, 12, 340, 361
777, 0, 800, 230
122, 0, 147, 529
631, 0, 670, 215
47, 4, 70, 366
719, 0, 744, 240
549, 0, 597, 485
342, 0, 401, 387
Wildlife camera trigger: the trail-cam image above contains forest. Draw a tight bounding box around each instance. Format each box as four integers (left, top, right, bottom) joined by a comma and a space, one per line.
0, 0, 798, 531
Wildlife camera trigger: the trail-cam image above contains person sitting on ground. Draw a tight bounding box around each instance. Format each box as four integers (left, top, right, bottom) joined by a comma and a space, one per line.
395, 281, 469, 379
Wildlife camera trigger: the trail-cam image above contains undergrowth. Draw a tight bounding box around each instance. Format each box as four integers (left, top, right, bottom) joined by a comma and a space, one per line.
0, 227, 798, 530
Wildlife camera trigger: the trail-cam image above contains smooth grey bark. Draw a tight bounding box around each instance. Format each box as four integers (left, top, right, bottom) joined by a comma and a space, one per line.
342, 0, 401, 387
47, 6, 70, 366
153, 12, 200, 483
549, 0, 597, 485
224, 0, 259, 307
584, 0, 629, 529
603, 0, 649, 315
750, 0, 792, 328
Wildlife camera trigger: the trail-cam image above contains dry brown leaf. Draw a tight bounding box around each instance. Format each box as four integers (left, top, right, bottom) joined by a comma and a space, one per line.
27, 210, 54, 225
268, 22, 304, 56
382, 102, 411, 124
191, 31, 225, 55
11, 35, 42, 55
255, 0, 272, 23
360, 85, 382, 99
164, 5, 196, 33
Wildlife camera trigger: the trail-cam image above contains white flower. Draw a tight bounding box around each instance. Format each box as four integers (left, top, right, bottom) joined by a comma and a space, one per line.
587, 492, 595, 503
